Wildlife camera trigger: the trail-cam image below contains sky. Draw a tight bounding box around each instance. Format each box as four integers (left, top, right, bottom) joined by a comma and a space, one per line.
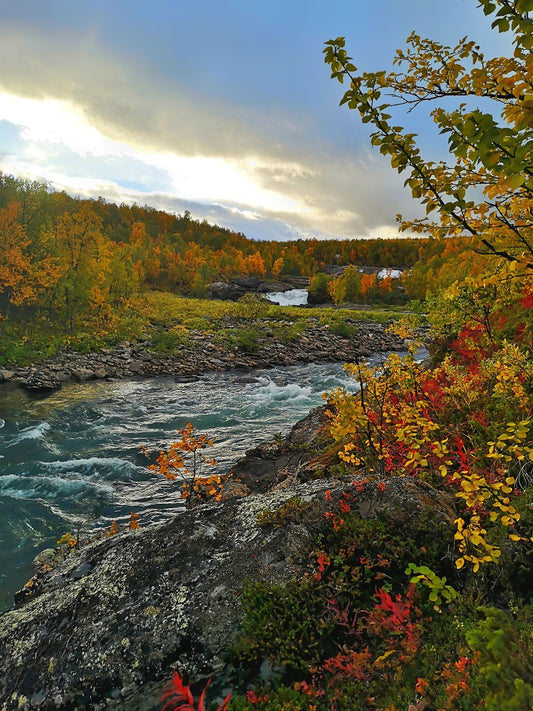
0, 0, 512, 242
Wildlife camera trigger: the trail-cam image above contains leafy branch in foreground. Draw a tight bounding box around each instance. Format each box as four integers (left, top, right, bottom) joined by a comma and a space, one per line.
141, 422, 228, 508
323, 0, 533, 573
323, 0, 533, 273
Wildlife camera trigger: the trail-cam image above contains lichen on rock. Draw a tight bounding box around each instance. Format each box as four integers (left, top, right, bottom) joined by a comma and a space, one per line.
0, 407, 454, 710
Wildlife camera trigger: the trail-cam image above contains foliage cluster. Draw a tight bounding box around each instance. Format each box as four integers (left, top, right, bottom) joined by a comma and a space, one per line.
328, 266, 404, 307
224, 485, 533, 710
158, 3, 533, 709
141, 423, 227, 508
0, 284, 403, 367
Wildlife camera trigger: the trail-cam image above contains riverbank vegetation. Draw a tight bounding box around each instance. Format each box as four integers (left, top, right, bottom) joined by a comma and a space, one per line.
202, 2, 532, 708
1, 1, 531, 709
0, 287, 405, 368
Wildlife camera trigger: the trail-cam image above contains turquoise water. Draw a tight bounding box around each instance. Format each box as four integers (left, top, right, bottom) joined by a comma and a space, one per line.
0, 361, 369, 611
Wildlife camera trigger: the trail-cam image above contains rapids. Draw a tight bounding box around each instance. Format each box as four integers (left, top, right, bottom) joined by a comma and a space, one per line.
0, 361, 364, 609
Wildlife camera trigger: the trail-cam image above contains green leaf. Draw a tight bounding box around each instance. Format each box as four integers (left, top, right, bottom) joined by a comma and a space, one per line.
508, 173, 525, 189
516, 0, 533, 11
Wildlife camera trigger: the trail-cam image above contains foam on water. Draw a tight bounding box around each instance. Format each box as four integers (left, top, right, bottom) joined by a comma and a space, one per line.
6, 421, 51, 446
377, 268, 402, 279
265, 288, 308, 306
0, 356, 419, 610
248, 377, 313, 412
0, 473, 116, 502
43, 456, 141, 480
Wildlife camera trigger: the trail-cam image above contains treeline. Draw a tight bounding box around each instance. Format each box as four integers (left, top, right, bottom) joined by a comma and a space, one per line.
0, 171, 478, 341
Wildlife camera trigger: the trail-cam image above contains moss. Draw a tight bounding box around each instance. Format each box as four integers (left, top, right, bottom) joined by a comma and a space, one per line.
256, 497, 313, 528
232, 579, 332, 673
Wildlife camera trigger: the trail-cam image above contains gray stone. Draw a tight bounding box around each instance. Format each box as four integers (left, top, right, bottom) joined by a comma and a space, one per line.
72, 368, 95, 382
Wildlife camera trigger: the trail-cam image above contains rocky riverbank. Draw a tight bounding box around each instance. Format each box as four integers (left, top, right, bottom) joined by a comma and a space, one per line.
0, 318, 405, 392
0, 406, 454, 710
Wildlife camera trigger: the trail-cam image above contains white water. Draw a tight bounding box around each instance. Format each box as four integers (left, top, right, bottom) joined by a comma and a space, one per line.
265, 288, 308, 306
1, 352, 426, 610
0, 361, 368, 608
377, 268, 402, 279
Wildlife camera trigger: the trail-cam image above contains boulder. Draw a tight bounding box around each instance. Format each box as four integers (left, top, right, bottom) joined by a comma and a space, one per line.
205, 281, 246, 301
231, 276, 261, 289
0, 407, 454, 710
21, 371, 62, 392
256, 281, 292, 293
72, 368, 95, 382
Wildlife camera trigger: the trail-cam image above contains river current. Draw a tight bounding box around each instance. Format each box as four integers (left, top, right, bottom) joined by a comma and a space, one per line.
0, 359, 382, 610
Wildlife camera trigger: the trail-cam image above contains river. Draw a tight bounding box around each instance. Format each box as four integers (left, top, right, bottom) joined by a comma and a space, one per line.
0, 359, 379, 611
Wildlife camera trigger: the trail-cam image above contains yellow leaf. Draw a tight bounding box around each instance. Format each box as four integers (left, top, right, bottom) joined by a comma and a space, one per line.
375, 649, 396, 665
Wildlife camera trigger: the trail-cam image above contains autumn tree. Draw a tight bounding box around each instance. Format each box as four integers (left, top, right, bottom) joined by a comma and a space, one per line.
327, 274, 346, 307
359, 272, 377, 302
0, 172, 51, 240
42, 205, 113, 331
323, 0, 533, 275
0, 202, 35, 325
308, 271, 332, 302
141, 423, 228, 508
0, 201, 62, 337
340, 265, 363, 302
245, 251, 267, 277
323, 0, 533, 572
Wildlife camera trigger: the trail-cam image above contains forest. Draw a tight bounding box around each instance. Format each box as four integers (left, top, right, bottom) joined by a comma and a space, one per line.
0, 169, 487, 365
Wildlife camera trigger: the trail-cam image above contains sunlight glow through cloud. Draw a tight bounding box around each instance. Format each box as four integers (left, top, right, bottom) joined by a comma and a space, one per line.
0, 0, 510, 242
0, 91, 309, 217
0, 93, 124, 157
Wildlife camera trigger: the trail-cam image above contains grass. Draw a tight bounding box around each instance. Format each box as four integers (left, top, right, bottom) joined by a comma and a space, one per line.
0, 290, 410, 367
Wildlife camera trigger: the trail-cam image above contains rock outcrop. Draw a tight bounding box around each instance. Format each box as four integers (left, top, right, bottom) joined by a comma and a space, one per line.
0, 408, 454, 710
206, 277, 298, 300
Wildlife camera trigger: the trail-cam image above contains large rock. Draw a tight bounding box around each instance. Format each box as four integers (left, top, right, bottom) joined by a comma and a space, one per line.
205, 281, 245, 300
0, 478, 332, 710
21, 371, 62, 391
0, 405, 454, 710
0, 477, 453, 710
206, 278, 294, 301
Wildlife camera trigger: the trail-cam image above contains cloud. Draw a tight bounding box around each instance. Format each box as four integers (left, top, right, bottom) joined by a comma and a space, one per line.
0, 24, 269, 158
0, 20, 416, 241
